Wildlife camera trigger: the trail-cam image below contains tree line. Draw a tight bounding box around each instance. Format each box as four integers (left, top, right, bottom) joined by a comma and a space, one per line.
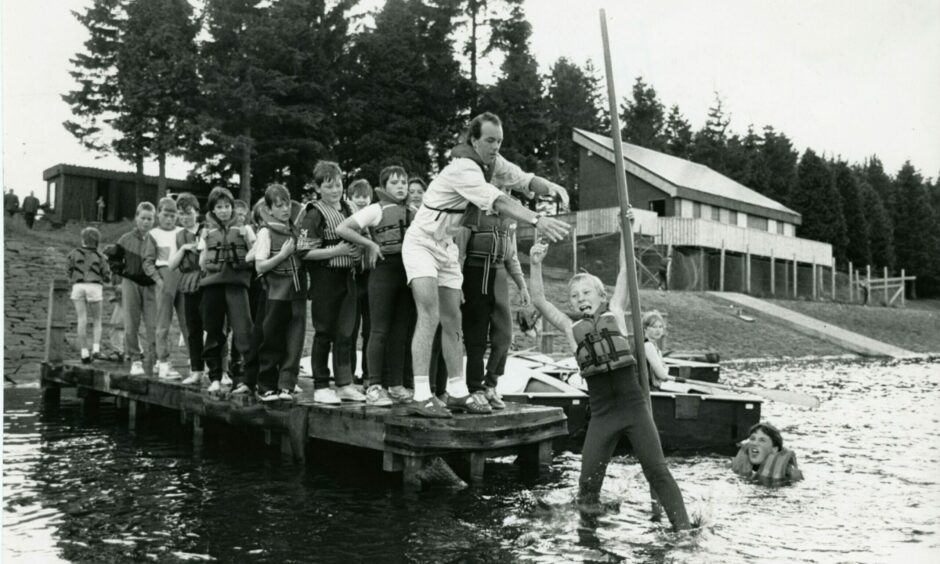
64, 0, 939, 296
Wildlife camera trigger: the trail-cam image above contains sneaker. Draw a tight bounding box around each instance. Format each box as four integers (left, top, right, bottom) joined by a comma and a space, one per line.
278, 389, 293, 401
365, 385, 393, 407
129, 361, 145, 376
336, 384, 366, 402
159, 362, 182, 381
313, 388, 342, 405
404, 397, 452, 419
232, 383, 251, 395
442, 392, 492, 414
182, 371, 203, 386
483, 386, 506, 410
293, 384, 303, 394
158, 361, 169, 379
221, 374, 233, 389
257, 390, 280, 403
207, 380, 221, 394
388, 386, 415, 404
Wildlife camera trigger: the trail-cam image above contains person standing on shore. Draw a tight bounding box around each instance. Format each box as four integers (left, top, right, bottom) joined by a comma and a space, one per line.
22, 191, 41, 228
402, 111, 570, 414
5, 188, 19, 217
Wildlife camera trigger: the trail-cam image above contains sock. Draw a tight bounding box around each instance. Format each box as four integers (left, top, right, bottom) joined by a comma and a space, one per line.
92, 343, 100, 354
413, 375, 432, 401
446, 377, 470, 399
81, 347, 90, 359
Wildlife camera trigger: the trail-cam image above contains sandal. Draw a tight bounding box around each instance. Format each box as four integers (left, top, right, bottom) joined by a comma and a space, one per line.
403, 397, 452, 419
441, 392, 492, 415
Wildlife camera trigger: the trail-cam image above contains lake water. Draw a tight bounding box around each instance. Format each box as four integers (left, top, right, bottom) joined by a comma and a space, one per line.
4, 357, 939, 563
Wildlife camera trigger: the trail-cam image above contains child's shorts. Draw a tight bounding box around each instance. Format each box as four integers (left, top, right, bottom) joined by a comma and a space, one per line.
71, 283, 104, 302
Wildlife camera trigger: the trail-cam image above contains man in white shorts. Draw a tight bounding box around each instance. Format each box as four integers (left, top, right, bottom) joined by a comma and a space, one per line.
403, 112, 571, 414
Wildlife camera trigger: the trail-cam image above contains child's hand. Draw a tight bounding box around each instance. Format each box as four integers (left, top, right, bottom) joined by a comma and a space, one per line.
530, 242, 549, 265
624, 205, 635, 223
180, 243, 196, 252
365, 241, 383, 269
332, 241, 357, 259
280, 238, 296, 256
519, 288, 531, 306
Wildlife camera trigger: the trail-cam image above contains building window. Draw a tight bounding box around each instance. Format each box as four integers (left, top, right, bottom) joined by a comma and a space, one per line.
778, 222, 785, 235
747, 215, 769, 231
693, 202, 701, 218
729, 210, 738, 225
648, 199, 666, 216
711, 206, 720, 221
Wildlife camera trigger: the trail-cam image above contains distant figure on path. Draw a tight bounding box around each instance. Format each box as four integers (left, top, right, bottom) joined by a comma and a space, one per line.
732, 422, 804, 483
4, 188, 19, 217
21, 191, 41, 228
96, 196, 106, 222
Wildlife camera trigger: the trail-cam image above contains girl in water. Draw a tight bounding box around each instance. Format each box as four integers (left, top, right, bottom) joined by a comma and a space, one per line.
528, 238, 691, 531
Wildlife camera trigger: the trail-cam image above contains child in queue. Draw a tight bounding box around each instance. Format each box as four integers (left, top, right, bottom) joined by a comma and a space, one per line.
528, 232, 691, 531
407, 177, 426, 208
347, 179, 374, 385
198, 187, 255, 394
67, 226, 111, 363
298, 161, 367, 404
151, 197, 186, 380
115, 202, 162, 377
336, 166, 440, 414
253, 184, 307, 402
168, 193, 205, 386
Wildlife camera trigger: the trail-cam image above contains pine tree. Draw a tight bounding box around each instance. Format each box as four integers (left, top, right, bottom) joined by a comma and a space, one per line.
832, 159, 870, 266
864, 156, 896, 224
544, 57, 605, 209
859, 181, 895, 270
662, 104, 692, 159
690, 93, 731, 175
792, 149, 848, 262
760, 126, 798, 206
619, 77, 666, 151
893, 162, 938, 295
477, 2, 548, 173
338, 0, 467, 182
117, 0, 200, 197
724, 126, 768, 194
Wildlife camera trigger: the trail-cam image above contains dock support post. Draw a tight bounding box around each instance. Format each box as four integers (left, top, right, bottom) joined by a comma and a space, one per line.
468, 452, 486, 484
193, 414, 204, 447
78, 387, 100, 413
848, 261, 854, 302
288, 407, 309, 463
831, 258, 837, 301
44, 279, 70, 365
402, 456, 426, 489
40, 366, 61, 408
719, 242, 725, 292
128, 399, 139, 431
884, 266, 889, 306
383, 452, 403, 473
519, 440, 553, 479
770, 249, 775, 296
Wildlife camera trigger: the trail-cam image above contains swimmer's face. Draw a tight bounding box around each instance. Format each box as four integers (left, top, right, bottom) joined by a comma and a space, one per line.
747, 429, 779, 466
568, 280, 604, 316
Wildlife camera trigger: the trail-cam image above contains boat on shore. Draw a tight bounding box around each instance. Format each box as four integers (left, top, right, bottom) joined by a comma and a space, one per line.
497, 354, 761, 454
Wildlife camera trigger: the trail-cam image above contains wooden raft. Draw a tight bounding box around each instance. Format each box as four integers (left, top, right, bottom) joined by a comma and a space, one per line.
40, 279, 567, 486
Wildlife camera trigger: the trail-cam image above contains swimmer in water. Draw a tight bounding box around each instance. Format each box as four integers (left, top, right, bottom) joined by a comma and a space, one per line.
732, 422, 804, 482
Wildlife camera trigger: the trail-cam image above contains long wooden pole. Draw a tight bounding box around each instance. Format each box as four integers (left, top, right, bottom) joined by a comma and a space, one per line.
599, 9, 650, 399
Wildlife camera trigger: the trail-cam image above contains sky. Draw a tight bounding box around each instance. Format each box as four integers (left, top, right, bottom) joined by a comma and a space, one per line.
2, 0, 939, 200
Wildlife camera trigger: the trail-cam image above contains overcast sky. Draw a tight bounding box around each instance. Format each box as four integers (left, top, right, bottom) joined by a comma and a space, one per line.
2, 0, 938, 199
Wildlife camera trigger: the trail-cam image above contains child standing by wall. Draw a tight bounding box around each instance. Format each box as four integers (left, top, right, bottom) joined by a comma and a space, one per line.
115, 202, 162, 376
198, 187, 256, 394
168, 193, 205, 386
337, 166, 430, 410
298, 161, 367, 404
347, 179, 374, 385
151, 197, 186, 379
254, 184, 307, 402
68, 227, 111, 363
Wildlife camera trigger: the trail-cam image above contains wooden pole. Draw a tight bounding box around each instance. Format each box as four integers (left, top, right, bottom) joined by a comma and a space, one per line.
666, 243, 673, 290
848, 261, 854, 302
884, 266, 889, 306
812, 257, 817, 300
793, 255, 798, 298
866, 264, 871, 306
901, 268, 906, 307
831, 258, 836, 301
745, 245, 752, 294
599, 9, 651, 399
770, 249, 776, 296
719, 241, 725, 292
571, 229, 578, 273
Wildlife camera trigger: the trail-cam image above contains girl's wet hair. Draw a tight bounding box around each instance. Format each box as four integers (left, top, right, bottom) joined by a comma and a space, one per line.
207, 186, 235, 211
642, 310, 665, 330
748, 422, 784, 450
81, 226, 100, 248
379, 166, 407, 189
567, 273, 606, 300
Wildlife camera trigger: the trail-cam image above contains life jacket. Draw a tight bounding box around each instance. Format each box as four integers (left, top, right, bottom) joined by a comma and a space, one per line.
571, 303, 636, 377
176, 226, 202, 274
68, 247, 108, 284
369, 189, 413, 255
420, 143, 494, 221
258, 200, 306, 292
299, 199, 355, 269
462, 204, 513, 264
200, 213, 251, 287
732, 445, 803, 482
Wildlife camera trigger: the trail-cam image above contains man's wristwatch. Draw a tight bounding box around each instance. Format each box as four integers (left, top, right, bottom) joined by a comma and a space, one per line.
530, 214, 541, 227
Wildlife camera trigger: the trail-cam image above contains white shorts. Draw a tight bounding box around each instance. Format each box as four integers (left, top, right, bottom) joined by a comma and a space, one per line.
402, 230, 463, 290
71, 282, 104, 302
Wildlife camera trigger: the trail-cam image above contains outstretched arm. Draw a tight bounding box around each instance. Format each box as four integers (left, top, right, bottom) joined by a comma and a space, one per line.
529, 242, 573, 342
607, 209, 635, 335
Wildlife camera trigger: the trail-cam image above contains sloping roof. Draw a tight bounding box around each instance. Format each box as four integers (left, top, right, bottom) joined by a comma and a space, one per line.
573, 129, 801, 225
43, 163, 189, 187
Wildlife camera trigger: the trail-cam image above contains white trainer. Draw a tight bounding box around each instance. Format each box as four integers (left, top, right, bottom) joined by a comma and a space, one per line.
182, 371, 203, 386
336, 384, 366, 402
207, 380, 221, 394
129, 361, 145, 376
313, 388, 342, 405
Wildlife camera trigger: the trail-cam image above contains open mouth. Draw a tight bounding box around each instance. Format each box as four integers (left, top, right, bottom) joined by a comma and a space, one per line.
579, 304, 593, 313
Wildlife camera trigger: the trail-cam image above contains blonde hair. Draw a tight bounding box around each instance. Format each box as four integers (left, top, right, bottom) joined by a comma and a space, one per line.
80, 226, 100, 248
566, 273, 606, 299
642, 310, 665, 330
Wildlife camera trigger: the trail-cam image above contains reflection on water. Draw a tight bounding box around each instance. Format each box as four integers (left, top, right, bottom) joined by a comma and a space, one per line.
4, 358, 940, 563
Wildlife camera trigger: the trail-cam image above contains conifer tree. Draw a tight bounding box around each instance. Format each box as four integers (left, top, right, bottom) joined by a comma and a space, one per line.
793, 149, 848, 262
760, 126, 798, 206
663, 104, 692, 159
832, 159, 870, 266
859, 181, 895, 270
619, 77, 666, 151
893, 162, 938, 295
690, 93, 731, 175
864, 156, 896, 224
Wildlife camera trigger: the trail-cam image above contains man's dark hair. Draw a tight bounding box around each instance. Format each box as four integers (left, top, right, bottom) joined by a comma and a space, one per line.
748, 422, 784, 450
468, 112, 502, 141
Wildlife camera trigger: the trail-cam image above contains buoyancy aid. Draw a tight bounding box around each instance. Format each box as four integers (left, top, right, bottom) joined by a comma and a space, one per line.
369, 189, 412, 255
201, 213, 251, 287
462, 203, 513, 264
176, 226, 202, 274
571, 303, 636, 377
257, 200, 306, 293
299, 200, 355, 269
421, 144, 494, 221
68, 247, 108, 284
732, 445, 803, 482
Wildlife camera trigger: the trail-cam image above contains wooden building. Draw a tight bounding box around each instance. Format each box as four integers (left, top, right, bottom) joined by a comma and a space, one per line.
42, 164, 190, 223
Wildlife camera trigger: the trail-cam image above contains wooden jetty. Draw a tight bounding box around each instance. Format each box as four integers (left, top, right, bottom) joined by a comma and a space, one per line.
40, 279, 567, 486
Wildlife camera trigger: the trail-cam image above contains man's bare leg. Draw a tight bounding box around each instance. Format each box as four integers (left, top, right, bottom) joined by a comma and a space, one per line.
410, 277, 439, 400
438, 287, 468, 397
